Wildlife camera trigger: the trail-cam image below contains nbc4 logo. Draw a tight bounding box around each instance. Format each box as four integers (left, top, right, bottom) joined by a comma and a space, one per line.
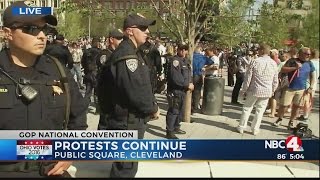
265, 136, 304, 152
285, 136, 304, 152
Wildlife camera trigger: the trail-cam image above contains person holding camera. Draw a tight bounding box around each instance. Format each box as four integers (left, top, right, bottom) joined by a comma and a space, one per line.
272, 47, 316, 130
0, 1, 88, 177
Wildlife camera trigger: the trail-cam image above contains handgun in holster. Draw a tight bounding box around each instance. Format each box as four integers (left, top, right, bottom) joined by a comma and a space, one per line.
167, 93, 180, 109
167, 93, 174, 108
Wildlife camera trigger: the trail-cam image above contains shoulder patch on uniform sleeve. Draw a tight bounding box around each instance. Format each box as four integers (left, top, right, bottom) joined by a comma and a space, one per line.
100, 55, 107, 64
173, 60, 179, 67
126, 59, 138, 72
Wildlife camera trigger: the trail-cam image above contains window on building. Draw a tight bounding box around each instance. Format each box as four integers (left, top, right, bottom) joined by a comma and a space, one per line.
127, 1, 131, 9
104, 1, 111, 9
40, 0, 46, 7
0, 2, 5, 10
119, 2, 124, 9
115, 1, 119, 9
136, 2, 141, 9
53, 0, 59, 8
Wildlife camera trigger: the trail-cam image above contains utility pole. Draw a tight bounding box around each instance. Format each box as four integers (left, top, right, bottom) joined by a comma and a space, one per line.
88, 0, 93, 40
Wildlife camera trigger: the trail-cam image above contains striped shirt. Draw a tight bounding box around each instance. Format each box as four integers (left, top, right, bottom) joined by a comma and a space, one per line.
242, 55, 279, 98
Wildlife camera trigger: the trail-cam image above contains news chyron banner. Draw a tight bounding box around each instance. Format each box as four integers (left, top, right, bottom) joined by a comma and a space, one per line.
0, 131, 319, 161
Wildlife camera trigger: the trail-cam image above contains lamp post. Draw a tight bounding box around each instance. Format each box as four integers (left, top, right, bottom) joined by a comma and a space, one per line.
248, 6, 254, 48
88, 0, 93, 40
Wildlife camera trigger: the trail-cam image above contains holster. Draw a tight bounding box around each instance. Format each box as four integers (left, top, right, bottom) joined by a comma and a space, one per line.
167, 93, 180, 109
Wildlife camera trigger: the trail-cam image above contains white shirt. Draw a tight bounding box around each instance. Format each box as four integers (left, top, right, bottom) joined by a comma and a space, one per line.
157, 44, 166, 56
205, 55, 220, 76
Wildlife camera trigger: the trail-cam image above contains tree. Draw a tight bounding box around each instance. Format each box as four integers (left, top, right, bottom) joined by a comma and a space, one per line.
299, 0, 319, 49
212, 0, 254, 48
255, 2, 290, 48
150, 0, 222, 123
56, 11, 86, 41
57, 0, 120, 39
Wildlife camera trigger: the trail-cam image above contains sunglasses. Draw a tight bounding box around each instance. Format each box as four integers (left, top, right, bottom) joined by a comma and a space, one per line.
130, 26, 148, 32
111, 36, 123, 40
11, 24, 51, 36
304, 53, 311, 56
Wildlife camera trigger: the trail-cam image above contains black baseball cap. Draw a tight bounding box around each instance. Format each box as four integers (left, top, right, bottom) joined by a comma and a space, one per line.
109, 29, 123, 38
55, 34, 64, 41
2, 1, 57, 27
123, 13, 156, 30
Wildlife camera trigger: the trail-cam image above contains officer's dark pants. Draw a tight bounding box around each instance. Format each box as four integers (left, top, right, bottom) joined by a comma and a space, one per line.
97, 114, 108, 130
166, 90, 186, 132
192, 75, 203, 111
107, 117, 146, 178
227, 69, 235, 86
231, 72, 244, 103
85, 82, 94, 98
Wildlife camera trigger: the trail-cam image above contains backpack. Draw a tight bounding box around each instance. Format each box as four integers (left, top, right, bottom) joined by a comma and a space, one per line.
293, 123, 313, 139
81, 48, 100, 73
228, 55, 238, 74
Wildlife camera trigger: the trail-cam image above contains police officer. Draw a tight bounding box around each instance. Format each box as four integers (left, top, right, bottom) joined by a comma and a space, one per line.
139, 37, 162, 94
45, 34, 73, 70
166, 44, 194, 139
81, 37, 101, 99
97, 29, 123, 70
97, 29, 123, 130
99, 13, 159, 177
0, 1, 88, 177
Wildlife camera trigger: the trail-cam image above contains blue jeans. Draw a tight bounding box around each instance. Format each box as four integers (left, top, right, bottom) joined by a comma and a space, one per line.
71, 63, 83, 88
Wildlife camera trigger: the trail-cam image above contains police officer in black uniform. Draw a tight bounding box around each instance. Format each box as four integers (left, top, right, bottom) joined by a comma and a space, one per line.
139, 37, 162, 94
97, 29, 123, 130
97, 29, 123, 70
98, 13, 159, 178
0, 1, 88, 177
81, 37, 101, 99
166, 44, 194, 139
45, 34, 73, 70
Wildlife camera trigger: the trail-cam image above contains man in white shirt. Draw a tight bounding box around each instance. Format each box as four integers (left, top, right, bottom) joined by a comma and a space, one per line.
203, 47, 220, 77
237, 44, 278, 135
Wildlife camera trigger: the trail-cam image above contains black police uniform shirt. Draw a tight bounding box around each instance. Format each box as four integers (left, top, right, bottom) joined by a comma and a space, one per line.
81, 47, 101, 75
107, 37, 158, 117
97, 47, 113, 69
0, 50, 88, 130
167, 55, 192, 91
45, 43, 73, 69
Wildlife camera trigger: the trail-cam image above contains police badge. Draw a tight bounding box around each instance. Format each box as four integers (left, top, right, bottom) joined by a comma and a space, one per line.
173, 60, 179, 67
126, 59, 138, 72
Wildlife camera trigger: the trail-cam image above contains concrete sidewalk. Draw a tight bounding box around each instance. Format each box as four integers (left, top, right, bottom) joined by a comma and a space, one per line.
78, 74, 319, 178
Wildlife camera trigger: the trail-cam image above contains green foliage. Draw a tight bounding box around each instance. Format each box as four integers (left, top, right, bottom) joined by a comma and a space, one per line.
255, 2, 290, 48
212, 0, 254, 47
56, 12, 86, 41
299, 0, 319, 49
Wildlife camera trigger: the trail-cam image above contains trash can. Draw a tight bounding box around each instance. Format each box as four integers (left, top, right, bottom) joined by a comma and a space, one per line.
202, 77, 225, 115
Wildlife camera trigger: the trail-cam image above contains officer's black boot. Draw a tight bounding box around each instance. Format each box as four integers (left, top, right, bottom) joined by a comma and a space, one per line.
174, 128, 186, 134
166, 131, 178, 139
